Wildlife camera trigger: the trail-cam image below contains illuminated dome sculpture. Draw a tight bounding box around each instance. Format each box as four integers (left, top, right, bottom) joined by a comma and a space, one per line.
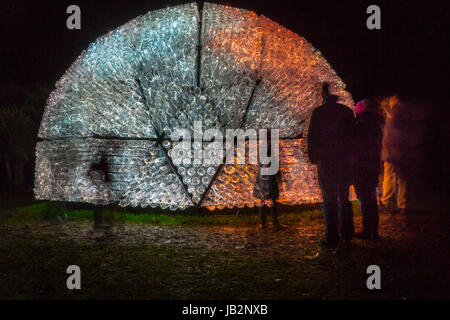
35, 2, 354, 211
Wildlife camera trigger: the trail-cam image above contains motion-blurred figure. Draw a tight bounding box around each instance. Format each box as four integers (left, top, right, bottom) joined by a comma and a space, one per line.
354, 99, 384, 239
380, 95, 428, 214
380, 96, 406, 213
88, 154, 111, 229
307, 82, 356, 247
254, 129, 285, 231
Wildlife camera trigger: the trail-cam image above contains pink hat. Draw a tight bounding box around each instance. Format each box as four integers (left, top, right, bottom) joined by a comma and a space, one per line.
355, 99, 367, 115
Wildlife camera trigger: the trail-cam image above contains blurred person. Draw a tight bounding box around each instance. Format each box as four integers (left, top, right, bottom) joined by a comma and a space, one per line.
88, 154, 111, 229
354, 99, 384, 239
307, 82, 356, 247
380, 95, 428, 214
254, 129, 285, 231
380, 95, 406, 213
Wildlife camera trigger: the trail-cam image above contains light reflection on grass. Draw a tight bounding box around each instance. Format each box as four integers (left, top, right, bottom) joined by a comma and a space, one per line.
0, 200, 361, 227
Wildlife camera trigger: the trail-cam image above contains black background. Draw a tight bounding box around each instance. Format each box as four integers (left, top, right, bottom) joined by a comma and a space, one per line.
1, 0, 449, 101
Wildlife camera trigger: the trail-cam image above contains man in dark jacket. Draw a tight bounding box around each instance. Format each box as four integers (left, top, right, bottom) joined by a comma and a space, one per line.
354, 99, 384, 239
307, 82, 356, 247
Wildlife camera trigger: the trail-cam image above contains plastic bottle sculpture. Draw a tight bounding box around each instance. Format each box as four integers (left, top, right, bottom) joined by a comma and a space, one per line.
35, 2, 354, 211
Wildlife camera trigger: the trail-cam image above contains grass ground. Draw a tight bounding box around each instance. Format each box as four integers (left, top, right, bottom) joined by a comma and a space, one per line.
0, 200, 330, 226
0, 200, 449, 299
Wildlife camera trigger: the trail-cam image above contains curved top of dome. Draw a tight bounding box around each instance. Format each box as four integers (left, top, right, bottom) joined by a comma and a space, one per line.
38, 2, 353, 140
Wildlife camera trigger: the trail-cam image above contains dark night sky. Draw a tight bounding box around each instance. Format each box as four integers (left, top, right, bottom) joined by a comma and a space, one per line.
0, 0, 449, 102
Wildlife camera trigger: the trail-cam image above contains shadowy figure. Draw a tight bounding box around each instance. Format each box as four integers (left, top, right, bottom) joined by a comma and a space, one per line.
354, 99, 384, 239
88, 154, 111, 229
307, 82, 356, 247
380, 95, 428, 215
380, 95, 407, 213
254, 129, 285, 231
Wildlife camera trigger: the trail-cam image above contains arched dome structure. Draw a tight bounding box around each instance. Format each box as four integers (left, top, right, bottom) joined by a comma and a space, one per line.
35, 2, 354, 211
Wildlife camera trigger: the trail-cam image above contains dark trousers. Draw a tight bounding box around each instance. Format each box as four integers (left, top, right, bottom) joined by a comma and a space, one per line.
318, 163, 354, 242
355, 180, 379, 235
259, 202, 279, 225
93, 205, 104, 228
57, 201, 66, 218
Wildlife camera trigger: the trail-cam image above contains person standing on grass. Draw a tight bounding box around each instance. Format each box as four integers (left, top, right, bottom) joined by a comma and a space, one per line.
379, 95, 427, 215
353, 99, 384, 239
88, 154, 111, 229
254, 129, 285, 231
307, 82, 356, 247
379, 95, 408, 214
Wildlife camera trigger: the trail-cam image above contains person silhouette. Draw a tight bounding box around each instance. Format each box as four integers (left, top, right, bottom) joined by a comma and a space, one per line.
88, 154, 111, 229
354, 99, 384, 239
254, 129, 285, 231
307, 82, 356, 247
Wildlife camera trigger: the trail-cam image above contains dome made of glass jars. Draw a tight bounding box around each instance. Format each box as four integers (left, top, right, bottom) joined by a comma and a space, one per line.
35, 2, 353, 211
